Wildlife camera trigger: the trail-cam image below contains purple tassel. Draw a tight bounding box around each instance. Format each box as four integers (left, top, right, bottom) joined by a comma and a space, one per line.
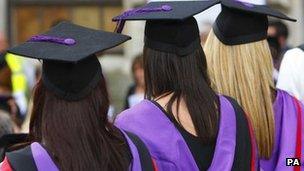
114, 5, 173, 33
28, 35, 76, 46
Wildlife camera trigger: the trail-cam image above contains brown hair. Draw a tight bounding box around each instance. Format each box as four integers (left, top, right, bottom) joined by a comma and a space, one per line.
144, 46, 219, 144
29, 78, 130, 171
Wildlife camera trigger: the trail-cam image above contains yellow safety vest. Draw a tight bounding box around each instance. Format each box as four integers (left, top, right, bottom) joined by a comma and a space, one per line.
5, 53, 27, 93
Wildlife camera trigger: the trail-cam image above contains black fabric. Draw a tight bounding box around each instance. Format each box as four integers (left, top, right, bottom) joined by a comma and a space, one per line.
6, 145, 37, 171
224, 96, 252, 171
8, 22, 131, 62
124, 85, 136, 109
214, 0, 296, 45
144, 17, 201, 56
113, 0, 220, 21
0, 134, 28, 148
8, 22, 131, 101
0, 134, 28, 161
150, 100, 215, 171
125, 131, 154, 171
41, 56, 102, 101
112, 1, 220, 55
150, 97, 253, 171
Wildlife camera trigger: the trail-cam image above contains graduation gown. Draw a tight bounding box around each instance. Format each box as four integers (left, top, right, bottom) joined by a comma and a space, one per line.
115, 95, 258, 171
260, 89, 303, 171
0, 130, 155, 171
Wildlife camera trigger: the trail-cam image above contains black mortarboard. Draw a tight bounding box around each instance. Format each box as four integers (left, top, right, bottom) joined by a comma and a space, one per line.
213, 0, 296, 45
8, 22, 131, 101
113, 0, 220, 56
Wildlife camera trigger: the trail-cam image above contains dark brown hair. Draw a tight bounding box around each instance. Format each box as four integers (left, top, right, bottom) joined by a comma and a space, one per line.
144, 46, 219, 144
29, 77, 129, 171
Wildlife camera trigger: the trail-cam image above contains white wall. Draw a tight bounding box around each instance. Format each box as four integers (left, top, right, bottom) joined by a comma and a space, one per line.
0, 0, 7, 33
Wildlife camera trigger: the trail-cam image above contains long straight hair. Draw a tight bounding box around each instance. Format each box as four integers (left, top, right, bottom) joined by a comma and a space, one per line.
144, 46, 219, 144
204, 29, 275, 158
29, 78, 130, 171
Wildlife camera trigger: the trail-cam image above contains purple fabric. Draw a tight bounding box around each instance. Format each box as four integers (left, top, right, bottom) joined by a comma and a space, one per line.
115, 5, 172, 20
31, 142, 59, 171
234, 0, 255, 8
260, 89, 304, 171
114, 5, 172, 33
115, 96, 237, 171
31, 136, 141, 171
120, 130, 142, 171
28, 35, 76, 46
208, 96, 236, 171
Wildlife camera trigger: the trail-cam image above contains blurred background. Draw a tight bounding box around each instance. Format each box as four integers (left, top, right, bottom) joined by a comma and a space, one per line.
0, 0, 303, 127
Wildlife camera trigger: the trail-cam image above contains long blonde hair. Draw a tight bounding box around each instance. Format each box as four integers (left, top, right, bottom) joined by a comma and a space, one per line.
204, 29, 275, 159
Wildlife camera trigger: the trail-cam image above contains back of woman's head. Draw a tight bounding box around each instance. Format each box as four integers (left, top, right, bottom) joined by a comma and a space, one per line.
30, 78, 129, 171
144, 46, 219, 144
204, 29, 275, 158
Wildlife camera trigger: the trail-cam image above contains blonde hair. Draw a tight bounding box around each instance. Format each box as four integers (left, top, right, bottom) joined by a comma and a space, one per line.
204, 29, 275, 159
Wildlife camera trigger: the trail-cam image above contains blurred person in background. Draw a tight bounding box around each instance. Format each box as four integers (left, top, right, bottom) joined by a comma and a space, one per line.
124, 54, 145, 109
21, 65, 42, 133
267, 36, 281, 84
268, 20, 291, 70
0, 110, 14, 160
0, 53, 22, 130
277, 45, 304, 102
0, 31, 29, 118
0, 110, 26, 162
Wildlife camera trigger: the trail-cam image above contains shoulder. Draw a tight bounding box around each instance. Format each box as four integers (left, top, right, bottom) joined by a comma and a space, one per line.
4, 145, 37, 171
281, 48, 304, 66
284, 48, 304, 57
277, 89, 304, 106
1, 157, 14, 171
6, 145, 32, 159
116, 100, 157, 124
220, 95, 250, 127
277, 89, 298, 100
220, 95, 245, 114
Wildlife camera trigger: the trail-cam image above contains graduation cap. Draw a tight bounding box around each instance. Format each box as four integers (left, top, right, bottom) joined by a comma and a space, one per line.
113, 0, 221, 56
213, 0, 297, 45
8, 22, 131, 101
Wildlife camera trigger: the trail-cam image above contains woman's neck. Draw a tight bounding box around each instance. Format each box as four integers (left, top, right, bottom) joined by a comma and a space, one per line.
154, 93, 197, 136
